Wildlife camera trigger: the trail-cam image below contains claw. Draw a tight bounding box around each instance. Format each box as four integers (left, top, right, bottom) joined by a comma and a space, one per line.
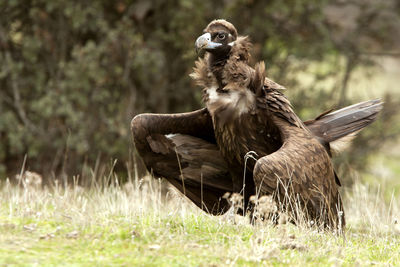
244, 151, 259, 161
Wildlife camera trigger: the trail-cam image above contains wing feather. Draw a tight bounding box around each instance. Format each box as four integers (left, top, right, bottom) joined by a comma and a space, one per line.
131, 109, 232, 214
256, 87, 304, 129
253, 124, 345, 228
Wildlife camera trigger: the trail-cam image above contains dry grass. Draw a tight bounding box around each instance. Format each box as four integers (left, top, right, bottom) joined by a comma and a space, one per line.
1, 166, 400, 266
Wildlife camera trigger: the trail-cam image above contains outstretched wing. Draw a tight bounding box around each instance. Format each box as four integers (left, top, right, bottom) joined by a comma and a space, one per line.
131, 108, 232, 215
252, 87, 345, 228
252, 118, 345, 229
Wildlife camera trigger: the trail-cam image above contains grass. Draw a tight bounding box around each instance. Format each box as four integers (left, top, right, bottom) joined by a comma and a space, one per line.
1, 170, 400, 267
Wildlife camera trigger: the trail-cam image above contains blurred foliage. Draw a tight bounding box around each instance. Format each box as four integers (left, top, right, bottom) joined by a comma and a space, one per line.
1, 0, 400, 182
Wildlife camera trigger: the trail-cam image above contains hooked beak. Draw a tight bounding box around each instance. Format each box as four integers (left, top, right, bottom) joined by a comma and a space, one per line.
195, 33, 222, 54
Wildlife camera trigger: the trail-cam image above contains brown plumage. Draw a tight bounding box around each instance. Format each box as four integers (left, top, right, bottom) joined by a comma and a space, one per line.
191, 19, 345, 228
131, 19, 382, 229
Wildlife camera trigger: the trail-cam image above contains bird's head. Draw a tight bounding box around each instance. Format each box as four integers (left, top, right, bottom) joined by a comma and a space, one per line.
195, 19, 237, 57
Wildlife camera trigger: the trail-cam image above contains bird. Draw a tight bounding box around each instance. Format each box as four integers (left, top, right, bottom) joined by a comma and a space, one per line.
131, 19, 382, 230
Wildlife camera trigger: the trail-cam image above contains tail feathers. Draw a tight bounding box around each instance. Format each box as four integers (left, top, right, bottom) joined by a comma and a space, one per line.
306, 99, 383, 152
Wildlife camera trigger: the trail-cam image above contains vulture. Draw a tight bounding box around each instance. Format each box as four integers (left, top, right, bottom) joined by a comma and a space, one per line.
131, 19, 382, 230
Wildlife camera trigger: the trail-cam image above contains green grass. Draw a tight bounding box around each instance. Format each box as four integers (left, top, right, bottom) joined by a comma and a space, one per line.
1, 174, 400, 266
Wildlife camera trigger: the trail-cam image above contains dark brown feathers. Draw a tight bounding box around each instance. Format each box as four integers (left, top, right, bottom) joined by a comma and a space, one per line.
228, 36, 252, 62
261, 89, 304, 129
253, 119, 345, 228
131, 20, 382, 231
131, 109, 231, 214
191, 20, 345, 229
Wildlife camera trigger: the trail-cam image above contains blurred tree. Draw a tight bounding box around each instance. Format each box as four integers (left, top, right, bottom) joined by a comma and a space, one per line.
0, 0, 399, 182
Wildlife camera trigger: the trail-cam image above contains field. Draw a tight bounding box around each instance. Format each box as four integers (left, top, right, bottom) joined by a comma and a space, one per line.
1, 62, 399, 266
1, 61, 399, 266
2, 2, 400, 265
1, 165, 400, 266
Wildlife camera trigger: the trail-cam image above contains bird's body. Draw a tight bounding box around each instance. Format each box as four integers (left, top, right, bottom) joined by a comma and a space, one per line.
131, 19, 382, 230
191, 20, 344, 227
193, 32, 284, 171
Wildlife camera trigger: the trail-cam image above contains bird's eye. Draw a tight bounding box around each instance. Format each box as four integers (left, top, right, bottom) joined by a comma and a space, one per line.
217, 33, 225, 40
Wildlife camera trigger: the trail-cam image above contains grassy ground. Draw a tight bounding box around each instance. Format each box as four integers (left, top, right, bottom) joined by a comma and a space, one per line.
1, 171, 399, 267
1, 63, 399, 265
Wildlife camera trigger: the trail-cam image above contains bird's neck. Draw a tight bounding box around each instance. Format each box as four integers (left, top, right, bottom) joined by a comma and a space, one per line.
208, 52, 232, 88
